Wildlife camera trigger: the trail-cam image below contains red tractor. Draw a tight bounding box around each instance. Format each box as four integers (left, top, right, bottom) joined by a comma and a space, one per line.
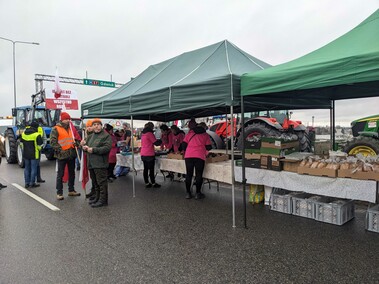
208, 117, 237, 149
236, 110, 313, 152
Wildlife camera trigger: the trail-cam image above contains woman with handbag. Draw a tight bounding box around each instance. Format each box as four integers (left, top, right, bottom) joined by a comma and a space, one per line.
141, 122, 162, 188
182, 119, 212, 199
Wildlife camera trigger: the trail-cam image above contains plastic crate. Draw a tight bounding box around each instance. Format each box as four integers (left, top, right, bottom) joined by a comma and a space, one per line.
313, 198, 355, 226
269, 189, 304, 214
269, 188, 291, 214
291, 194, 315, 219
366, 204, 379, 233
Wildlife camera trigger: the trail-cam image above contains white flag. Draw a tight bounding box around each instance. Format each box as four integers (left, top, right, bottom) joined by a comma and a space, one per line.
54, 67, 62, 98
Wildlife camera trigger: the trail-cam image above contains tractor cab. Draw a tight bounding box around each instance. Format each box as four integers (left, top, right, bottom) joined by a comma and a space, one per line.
344, 114, 379, 156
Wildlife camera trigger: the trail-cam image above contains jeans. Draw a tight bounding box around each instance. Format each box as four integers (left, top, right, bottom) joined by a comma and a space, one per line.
24, 159, 40, 186
185, 158, 205, 194
56, 158, 76, 195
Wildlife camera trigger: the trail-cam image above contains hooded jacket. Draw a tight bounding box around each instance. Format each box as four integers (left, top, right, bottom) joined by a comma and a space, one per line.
141, 127, 161, 157
183, 126, 212, 160
21, 127, 43, 159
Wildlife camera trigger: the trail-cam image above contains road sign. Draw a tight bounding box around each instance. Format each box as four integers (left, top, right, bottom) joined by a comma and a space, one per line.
83, 79, 116, 88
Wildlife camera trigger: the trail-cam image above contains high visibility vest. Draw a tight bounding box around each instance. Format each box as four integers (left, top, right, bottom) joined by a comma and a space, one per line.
55, 125, 75, 150
21, 131, 41, 159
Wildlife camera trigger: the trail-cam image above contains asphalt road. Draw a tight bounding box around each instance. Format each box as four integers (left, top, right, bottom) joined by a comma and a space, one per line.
0, 157, 378, 283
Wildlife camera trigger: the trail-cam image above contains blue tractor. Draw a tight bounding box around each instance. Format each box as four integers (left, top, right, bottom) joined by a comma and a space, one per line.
4, 90, 61, 167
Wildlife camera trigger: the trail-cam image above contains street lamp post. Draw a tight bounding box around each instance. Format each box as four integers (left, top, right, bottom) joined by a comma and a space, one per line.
0, 37, 39, 108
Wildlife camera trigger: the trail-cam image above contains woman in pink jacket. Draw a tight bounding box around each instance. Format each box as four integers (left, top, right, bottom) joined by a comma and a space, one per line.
171, 125, 185, 152
141, 122, 162, 188
160, 124, 174, 152
182, 119, 212, 199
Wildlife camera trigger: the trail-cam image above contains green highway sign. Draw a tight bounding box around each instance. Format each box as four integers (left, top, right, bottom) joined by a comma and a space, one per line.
83, 79, 116, 88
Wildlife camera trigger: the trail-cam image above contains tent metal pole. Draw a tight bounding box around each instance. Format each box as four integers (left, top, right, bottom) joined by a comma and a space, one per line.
329, 106, 333, 150
241, 97, 247, 229
230, 106, 236, 228
131, 115, 136, 198
225, 107, 228, 155
332, 100, 336, 151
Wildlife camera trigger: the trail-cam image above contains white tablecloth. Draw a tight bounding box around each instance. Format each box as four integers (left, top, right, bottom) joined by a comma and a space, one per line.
116, 154, 161, 172
234, 166, 378, 203
160, 158, 233, 184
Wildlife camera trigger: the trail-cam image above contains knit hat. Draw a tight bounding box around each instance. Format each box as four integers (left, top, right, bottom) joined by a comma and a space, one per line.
60, 112, 71, 121
85, 119, 93, 128
188, 118, 197, 129
30, 121, 39, 129
92, 118, 102, 126
104, 123, 113, 132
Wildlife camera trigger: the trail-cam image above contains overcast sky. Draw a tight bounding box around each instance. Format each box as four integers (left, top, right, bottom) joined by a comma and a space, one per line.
0, 0, 378, 126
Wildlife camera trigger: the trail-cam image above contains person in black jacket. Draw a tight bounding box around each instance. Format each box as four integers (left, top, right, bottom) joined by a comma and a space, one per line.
21, 121, 43, 188
0, 156, 6, 188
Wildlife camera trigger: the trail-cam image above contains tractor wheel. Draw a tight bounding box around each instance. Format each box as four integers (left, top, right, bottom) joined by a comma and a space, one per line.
4, 129, 17, 164
207, 130, 224, 149
236, 122, 281, 150
17, 140, 24, 168
295, 130, 313, 152
344, 136, 379, 156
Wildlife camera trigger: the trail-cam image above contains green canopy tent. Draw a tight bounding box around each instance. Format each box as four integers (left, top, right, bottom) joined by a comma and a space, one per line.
239, 9, 379, 227
82, 40, 275, 227
241, 9, 379, 103
82, 40, 272, 120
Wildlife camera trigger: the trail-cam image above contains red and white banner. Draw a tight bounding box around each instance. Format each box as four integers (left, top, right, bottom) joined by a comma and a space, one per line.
45, 88, 79, 110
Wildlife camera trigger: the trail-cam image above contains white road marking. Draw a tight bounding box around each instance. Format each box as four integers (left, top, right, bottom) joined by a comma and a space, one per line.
12, 183, 60, 211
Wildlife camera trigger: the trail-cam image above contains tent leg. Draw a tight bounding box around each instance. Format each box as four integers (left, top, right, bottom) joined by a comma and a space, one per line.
332, 100, 336, 151
230, 106, 236, 228
241, 97, 247, 229
131, 115, 136, 198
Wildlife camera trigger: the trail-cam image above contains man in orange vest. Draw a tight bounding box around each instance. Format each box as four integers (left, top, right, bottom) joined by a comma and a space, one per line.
50, 112, 81, 200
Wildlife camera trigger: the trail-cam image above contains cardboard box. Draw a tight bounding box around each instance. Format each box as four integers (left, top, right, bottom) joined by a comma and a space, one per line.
245, 159, 261, 168
235, 159, 260, 168
314, 141, 331, 156
260, 155, 269, 169
297, 166, 337, 178
338, 169, 379, 181
261, 140, 299, 149
260, 155, 283, 171
245, 153, 261, 160
244, 139, 261, 151
282, 159, 301, 173
270, 156, 283, 171
206, 154, 229, 163
167, 153, 184, 160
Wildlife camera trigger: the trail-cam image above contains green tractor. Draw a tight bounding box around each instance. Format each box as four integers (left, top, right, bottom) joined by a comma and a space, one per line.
344, 114, 379, 156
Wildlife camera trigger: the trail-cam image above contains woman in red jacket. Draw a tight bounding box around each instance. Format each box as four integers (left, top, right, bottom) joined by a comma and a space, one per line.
182, 119, 212, 199
141, 122, 162, 188
104, 124, 118, 181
